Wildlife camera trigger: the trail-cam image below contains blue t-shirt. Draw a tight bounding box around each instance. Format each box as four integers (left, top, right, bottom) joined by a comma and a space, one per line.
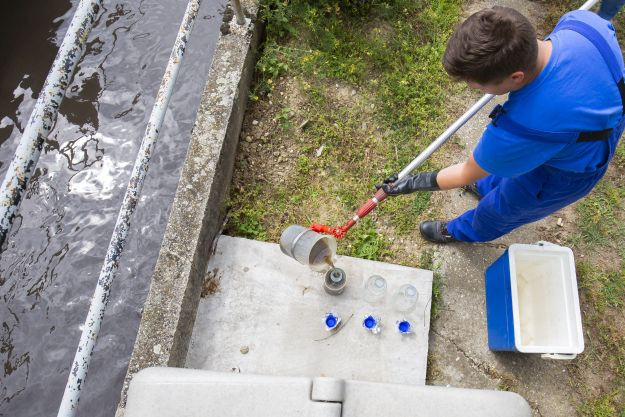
473, 10, 624, 176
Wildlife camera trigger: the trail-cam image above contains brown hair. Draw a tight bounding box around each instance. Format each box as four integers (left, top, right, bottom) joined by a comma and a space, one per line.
442, 6, 538, 84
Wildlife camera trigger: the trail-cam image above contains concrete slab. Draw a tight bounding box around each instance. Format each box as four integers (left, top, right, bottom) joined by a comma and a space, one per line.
124, 367, 532, 417
186, 235, 433, 385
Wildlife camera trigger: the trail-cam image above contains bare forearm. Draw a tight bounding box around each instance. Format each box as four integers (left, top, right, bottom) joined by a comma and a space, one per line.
436, 155, 489, 190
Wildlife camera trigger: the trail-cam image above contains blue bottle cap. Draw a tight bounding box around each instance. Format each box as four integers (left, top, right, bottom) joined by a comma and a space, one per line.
362, 315, 381, 334
363, 316, 377, 329
397, 320, 412, 334
324, 313, 341, 330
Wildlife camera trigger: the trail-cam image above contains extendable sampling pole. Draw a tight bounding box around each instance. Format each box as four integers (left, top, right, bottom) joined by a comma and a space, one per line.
311, 94, 494, 239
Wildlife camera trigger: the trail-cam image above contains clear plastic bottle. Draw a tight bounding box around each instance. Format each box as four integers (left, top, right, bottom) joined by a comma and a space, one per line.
364, 275, 387, 304
392, 284, 418, 313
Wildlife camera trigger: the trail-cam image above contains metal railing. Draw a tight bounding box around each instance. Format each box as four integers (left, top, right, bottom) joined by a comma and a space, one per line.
53, 1, 252, 415
233, 0, 246, 25
0, 0, 103, 248
55, 1, 210, 415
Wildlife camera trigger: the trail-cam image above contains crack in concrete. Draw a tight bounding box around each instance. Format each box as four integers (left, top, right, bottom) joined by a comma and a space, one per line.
532, 402, 544, 417
431, 328, 545, 417
431, 328, 497, 379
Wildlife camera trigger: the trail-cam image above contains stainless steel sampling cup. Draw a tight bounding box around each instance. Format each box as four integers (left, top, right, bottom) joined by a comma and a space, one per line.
280, 225, 337, 267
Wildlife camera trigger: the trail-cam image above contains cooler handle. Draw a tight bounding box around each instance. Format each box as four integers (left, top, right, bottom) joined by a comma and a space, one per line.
541, 353, 577, 360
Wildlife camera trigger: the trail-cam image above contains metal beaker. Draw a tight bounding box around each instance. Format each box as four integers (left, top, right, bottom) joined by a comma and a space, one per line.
280, 225, 337, 268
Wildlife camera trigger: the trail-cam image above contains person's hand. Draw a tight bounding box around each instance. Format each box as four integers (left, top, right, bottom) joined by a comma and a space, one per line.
376, 171, 440, 196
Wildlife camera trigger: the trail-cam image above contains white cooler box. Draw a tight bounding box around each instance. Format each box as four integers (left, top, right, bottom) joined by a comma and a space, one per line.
485, 242, 584, 359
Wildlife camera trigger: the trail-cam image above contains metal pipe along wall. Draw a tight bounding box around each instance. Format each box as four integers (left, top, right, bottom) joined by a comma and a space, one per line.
56, 1, 202, 416
0, 0, 103, 248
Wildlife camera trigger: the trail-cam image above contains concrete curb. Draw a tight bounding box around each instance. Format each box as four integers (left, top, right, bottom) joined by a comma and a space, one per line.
116, 1, 262, 413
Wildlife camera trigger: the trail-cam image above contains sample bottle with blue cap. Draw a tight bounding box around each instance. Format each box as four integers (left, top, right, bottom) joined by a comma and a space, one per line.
397, 319, 413, 335
324, 313, 341, 331
362, 314, 381, 334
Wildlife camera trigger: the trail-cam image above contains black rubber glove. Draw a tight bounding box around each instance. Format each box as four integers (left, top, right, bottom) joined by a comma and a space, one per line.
376, 171, 440, 195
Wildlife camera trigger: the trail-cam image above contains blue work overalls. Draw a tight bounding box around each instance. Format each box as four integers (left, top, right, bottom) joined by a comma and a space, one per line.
447, 20, 625, 242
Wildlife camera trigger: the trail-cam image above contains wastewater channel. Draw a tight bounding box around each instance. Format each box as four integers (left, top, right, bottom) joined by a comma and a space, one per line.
0, 1, 225, 415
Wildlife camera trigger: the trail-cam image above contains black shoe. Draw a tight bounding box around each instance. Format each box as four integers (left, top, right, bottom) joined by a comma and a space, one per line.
420, 221, 457, 244
462, 183, 481, 200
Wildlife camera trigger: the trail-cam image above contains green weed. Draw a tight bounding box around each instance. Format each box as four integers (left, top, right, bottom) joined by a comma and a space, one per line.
578, 392, 618, 417
228, 206, 267, 240
297, 155, 311, 175
255, 42, 290, 94
259, 0, 296, 39
275, 106, 293, 130
575, 180, 625, 246
419, 250, 442, 319
225, 187, 269, 241
340, 218, 390, 260
234, 210, 267, 240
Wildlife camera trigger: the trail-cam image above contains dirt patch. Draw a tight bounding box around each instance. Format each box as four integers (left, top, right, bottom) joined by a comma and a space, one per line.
364, 19, 395, 43
236, 78, 302, 187
200, 269, 221, 298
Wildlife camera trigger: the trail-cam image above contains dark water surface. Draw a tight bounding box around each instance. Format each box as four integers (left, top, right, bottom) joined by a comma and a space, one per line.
0, 1, 225, 415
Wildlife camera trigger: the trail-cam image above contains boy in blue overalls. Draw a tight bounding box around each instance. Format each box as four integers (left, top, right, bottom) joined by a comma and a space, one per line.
379, 7, 625, 243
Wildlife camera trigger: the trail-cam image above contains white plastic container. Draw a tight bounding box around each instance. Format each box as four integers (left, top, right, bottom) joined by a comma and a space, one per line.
487, 242, 584, 359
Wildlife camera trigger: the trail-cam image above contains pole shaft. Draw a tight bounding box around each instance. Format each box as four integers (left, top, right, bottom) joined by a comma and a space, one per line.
397, 94, 495, 179
580, 0, 600, 10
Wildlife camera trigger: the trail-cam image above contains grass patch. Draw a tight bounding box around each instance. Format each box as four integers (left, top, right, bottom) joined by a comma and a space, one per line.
227, 0, 463, 262
569, 173, 625, 414
418, 249, 442, 319
577, 262, 625, 313
275, 106, 293, 130
574, 180, 625, 246
614, 141, 625, 169
226, 203, 268, 241
339, 217, 391, 260
578, 392, 620, 417
379, 192, 432, 235
571, 174, 625, 414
